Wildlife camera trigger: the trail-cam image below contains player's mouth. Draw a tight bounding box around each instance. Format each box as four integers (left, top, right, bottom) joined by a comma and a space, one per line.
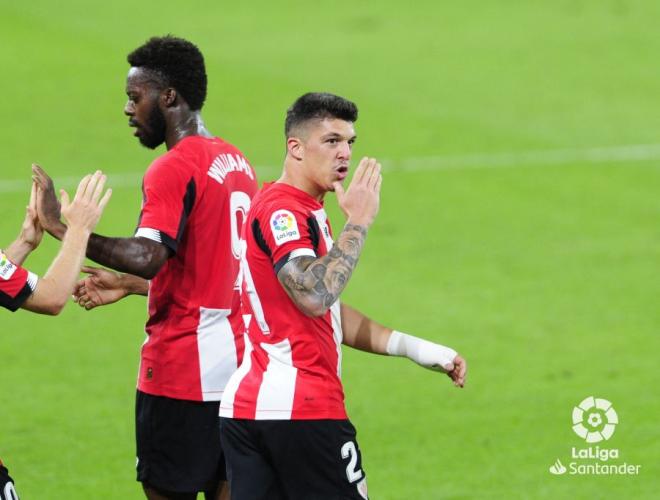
129, 120, 141, 136
336, 165, 348, 180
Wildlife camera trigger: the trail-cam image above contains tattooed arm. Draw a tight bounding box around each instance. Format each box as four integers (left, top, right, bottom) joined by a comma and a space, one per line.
277, 223, 368, 316
276, 157, 382, 317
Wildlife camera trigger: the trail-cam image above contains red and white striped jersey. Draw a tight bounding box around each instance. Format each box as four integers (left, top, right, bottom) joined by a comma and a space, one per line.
135, 135, 258, 402
0, 251, 37, 312
220, 182, 346, 420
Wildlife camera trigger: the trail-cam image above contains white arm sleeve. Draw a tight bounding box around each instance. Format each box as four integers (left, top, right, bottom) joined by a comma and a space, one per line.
386, 330, 457, 372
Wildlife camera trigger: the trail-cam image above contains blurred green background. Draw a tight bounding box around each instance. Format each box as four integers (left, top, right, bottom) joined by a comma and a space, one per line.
1, 1, 658, 498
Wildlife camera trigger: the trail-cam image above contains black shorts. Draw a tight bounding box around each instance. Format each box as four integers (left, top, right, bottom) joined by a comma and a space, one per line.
136, 390, 225, 493
220, 418, 368, 500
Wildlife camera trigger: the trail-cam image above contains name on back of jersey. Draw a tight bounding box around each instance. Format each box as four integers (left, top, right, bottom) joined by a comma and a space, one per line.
208, 153, 254, 185
270, 210, 300, 245
0, 252, 17, 281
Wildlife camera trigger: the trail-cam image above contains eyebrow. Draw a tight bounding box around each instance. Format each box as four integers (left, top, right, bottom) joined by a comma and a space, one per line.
321, 132, 357, 141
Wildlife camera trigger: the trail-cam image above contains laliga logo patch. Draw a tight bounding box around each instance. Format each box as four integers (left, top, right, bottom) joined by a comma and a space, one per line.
270, 210, 300, 245
0, 252, 18, 281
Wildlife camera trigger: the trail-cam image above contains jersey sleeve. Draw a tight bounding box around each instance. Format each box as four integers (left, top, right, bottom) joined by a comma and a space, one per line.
253, 204, 321, 273
135, 154, 197, 254
0, 251, 38, 312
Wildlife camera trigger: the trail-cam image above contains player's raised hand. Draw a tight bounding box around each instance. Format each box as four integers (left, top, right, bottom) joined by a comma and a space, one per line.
73, 266, 126, 310
60, 170, 112, 234
32, 163, 65, 238
333, 157, 382, 228
18, 182, 44, 250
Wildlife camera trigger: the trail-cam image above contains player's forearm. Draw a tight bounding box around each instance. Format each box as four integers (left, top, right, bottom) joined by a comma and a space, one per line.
85, 234, 167, 280
25, 226, 91, 314
4, 238, 35, 266
278, 223, 368, 317
340, 303, 392, 354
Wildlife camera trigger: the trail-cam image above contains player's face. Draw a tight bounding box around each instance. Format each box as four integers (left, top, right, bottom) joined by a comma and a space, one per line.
301, 118, 356, 193
124, 67, 167, 150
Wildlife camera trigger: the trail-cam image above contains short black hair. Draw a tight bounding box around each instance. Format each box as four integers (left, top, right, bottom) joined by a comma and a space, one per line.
127, 35, 207, 111
285, 92, 358, 137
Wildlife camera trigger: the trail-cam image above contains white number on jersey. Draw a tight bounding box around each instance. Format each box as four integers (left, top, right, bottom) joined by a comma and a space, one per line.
3, 481, 19, 500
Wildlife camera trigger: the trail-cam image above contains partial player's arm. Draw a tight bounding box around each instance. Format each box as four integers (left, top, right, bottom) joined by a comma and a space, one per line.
22, 171, 112, 315
277, 158, 381, 317
33, 164, 170, 280
340, 303, 467, 388
73, 266, 148, 310
4, 183, 44, 266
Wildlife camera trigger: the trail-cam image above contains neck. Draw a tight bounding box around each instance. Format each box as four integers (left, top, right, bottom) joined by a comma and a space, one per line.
278, 158, 325, 201
165, 110, 213, 149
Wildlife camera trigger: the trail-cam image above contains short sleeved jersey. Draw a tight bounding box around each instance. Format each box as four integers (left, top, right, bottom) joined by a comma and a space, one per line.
220, 182, 346, 420
0, 251, 37, 312
135, 136, 258, 401
0, 460, 18, 500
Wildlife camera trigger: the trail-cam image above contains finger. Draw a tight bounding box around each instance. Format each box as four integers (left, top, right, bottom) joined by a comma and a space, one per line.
91, 174, 107, 203
29, 182, 38, 211
364, 159, 380, 187
83, 171, 103, 201
60, 189, 70, 211
72, 281, 85, 297
81, 266, 102, 275
374, 172, 382, 193
32, 164, 51, 187
332, 182, 345, 199
367, 162, 381, 189
74, 174, 92, 201
98, 188, 112, 212
351, 157, 369, 184
85, 302, 96, 311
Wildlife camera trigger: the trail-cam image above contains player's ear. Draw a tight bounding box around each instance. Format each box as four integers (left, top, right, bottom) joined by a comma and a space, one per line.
161, 88, 177, 107
287, 137, 304, 161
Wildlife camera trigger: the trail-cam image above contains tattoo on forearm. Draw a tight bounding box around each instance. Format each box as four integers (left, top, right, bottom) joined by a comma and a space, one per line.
278, 223, 368, 313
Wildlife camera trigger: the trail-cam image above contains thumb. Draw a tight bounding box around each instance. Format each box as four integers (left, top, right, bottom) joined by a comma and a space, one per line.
60, 189, 70, 210
443, 362, 455, 372
333, 182, 345, 199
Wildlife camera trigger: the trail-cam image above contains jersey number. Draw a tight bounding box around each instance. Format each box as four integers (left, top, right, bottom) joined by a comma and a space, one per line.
230, 191, 270, 334
3, 481, 18, 500
341, 441, 363, 483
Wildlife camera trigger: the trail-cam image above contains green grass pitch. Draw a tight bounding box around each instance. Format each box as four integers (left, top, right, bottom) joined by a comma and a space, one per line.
1, 1, 659, 498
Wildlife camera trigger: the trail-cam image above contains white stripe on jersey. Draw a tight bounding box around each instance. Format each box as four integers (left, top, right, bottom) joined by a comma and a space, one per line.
255, 339, 298, 420
330, 301, 343, 378
219, 333, 254, 417
197, 307, 236, 401
311, 208, 334, 250
135, 227, 162, 243
26, 271, 38, 291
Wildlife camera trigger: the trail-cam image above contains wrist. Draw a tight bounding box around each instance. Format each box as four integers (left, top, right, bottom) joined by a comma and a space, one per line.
386, 330, 457, 371
63, 225, 91, 241
345, 219, 370, 231
46, 220, 68, 240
